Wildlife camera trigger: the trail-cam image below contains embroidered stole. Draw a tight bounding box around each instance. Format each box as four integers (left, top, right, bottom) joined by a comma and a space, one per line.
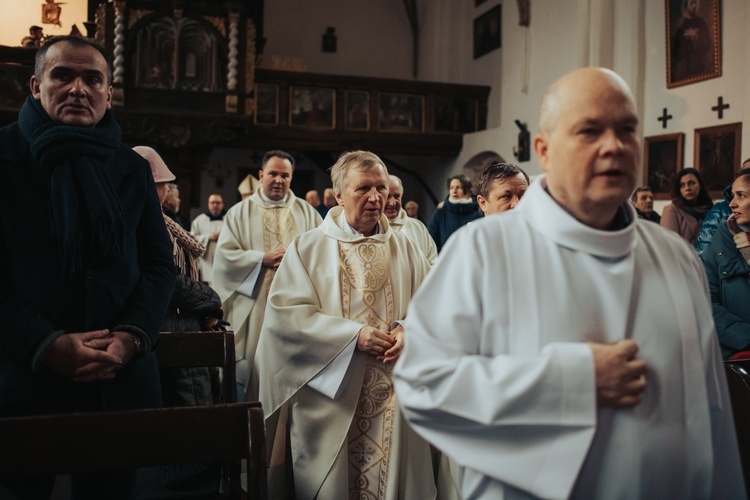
339, 239, 397, 500
261, 205, 297, 293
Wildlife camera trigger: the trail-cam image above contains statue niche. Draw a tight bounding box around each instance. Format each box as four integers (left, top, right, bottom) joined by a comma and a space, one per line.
130, 14, 226, 92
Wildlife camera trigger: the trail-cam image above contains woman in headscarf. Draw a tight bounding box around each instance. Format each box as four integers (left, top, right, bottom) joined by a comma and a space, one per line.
660, 167, 713, 245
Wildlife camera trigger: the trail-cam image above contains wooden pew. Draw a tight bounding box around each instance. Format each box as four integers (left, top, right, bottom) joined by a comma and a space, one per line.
0, 402, 266, 499
724, 359, 750, 496
156, 331, 237, 404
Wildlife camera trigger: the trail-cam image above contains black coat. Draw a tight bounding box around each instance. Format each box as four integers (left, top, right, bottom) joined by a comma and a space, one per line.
0, 122, 176, 415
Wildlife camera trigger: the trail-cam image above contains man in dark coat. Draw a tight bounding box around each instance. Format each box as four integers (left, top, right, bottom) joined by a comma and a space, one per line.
0, 36, 175, 498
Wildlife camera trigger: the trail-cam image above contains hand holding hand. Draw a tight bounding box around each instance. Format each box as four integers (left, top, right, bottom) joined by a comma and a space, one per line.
209, 231, 220, 242
42, 329, 122, 380
357, 326, 395, 357
378, 325, 404, 364
588, 339, 647, 407
262, 248, 286, 269
74, 331, 137, 383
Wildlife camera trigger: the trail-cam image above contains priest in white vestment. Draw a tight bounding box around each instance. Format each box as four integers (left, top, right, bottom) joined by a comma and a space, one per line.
385, 175, 437, 265
394, 68, 744, 499
212, 151, 322, 399
257, 151, 438, 499
190, 193, 225, 284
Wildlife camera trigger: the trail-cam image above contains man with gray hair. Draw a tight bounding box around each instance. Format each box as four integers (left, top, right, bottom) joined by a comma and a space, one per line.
257, 150, 438, 499
385, 175, 437, 264
395, 67, 743, 498
631, 186, 661, 223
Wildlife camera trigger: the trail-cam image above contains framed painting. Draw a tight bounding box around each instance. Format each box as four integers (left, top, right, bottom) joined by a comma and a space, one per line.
644, 132, 684, 199
474, 5, 501, 59
289, 87, 336, 129
378, 93, 424, 132
434, 96, 478, 133
665, 0, 721, 88
345, 90, 370, 131
254, 84, 278, 125
694, 122, 742, 196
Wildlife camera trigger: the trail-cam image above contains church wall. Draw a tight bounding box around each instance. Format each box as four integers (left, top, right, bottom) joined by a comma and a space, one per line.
0, 0, 88, 47
263, 0, 414, 79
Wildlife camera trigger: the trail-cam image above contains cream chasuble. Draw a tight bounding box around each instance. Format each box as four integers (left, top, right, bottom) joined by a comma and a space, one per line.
212, 189, 321, 397
257, 206, 437, 500
394, 176, 744, 499
388, 208, 438, 265
190, 213, 224, 284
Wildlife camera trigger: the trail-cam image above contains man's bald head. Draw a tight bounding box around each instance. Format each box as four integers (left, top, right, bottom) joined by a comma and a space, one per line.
533, 67, 640, 230
538, 68, 636, 135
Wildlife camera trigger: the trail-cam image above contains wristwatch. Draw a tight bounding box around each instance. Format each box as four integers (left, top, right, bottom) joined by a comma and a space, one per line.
128, 332, 145, 354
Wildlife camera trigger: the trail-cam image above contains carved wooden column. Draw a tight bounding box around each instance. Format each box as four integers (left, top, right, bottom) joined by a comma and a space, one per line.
112, 0, 127, 106
226, 11, 240, 113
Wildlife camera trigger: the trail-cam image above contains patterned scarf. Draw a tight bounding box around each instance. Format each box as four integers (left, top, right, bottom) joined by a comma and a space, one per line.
163, 213, 205, 280
18, 96, 124, 278
727, 216, 750, 266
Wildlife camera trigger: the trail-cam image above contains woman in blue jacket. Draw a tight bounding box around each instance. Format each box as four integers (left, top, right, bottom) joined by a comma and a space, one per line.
702, 167, 750, 359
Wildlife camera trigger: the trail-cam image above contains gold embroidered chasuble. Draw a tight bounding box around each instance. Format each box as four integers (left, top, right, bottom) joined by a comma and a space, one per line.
339, 238, 398, 498
212, 189, 322, 396
257, 207, 437, 499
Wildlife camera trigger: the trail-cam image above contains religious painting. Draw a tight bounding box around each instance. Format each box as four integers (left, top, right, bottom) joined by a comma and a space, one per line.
345, 91, 370, 131
474, 5, 501, 59
644, 133, 684, 199
378, 93, 423, 133
254, 84, 278, 126
665, 0, 721, 88
694, 122, 742, 196
435, 97, 478, 134
290, 87, 335, 129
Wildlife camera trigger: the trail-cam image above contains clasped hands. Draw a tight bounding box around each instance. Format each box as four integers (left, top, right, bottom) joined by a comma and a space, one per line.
356, 324, 404, 364
42, 329, 137, 383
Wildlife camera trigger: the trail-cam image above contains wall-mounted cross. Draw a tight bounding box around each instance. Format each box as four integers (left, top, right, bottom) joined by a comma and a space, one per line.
712, 96, 729, 119
657, 108, 672, 129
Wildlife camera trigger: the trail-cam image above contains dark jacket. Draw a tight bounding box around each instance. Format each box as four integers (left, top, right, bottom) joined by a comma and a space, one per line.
0, 121, 176, 415
701, 221, 750, 359
636, 209, 661, 224
695, 184, 733, 255
427, 197, 483, 252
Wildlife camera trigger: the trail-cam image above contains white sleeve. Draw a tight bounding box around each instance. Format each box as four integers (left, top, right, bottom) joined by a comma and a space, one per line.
307, 338, 357, 399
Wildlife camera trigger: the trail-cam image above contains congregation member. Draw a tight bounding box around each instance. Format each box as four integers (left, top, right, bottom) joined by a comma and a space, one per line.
323, 187, 338, 211
162, 182, 188, 230
695, 158, 750, 254
394, 67, 743, 499
660, 167, 713, 245
190, 193, 226, 284
427, 174, 483, 252
702, 167, 750, 360
212, 150, 321, 400
405, 199, 419, 218
0, 36, 175, 497
257, 151, 438, 499
135, 146, 222, 488
631, 186, 661, 223
475, 162, 529, 216
305, 188, 328, 218
385, 174, 437, 265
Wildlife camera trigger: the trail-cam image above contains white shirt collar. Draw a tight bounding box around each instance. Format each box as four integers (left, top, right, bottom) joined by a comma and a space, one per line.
337, 211, 381, 236
259, 188, 289, 205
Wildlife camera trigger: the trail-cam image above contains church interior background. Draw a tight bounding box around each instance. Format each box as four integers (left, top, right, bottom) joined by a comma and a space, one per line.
1, 0, 748, 221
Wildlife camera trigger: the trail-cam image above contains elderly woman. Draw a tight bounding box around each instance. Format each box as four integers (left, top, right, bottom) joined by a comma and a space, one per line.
427, 174, 483, 252
134, 146, 224, 488
660, 167, 713, 245
702, 167, 750, 359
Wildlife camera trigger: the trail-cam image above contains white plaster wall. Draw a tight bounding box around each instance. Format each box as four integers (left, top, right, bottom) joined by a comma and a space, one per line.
263, 0, 414, 79
0, 0, 88, 47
